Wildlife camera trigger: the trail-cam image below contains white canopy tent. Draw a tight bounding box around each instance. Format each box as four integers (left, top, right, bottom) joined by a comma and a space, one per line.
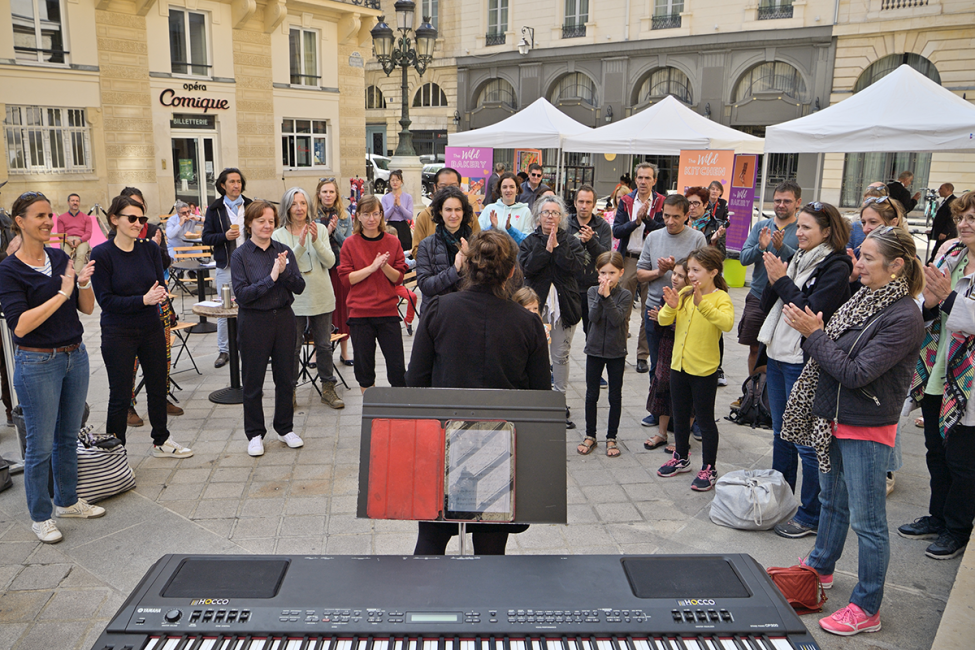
561, 95, 764, 155
447, 98, 592, 192
761, 64, 975, 209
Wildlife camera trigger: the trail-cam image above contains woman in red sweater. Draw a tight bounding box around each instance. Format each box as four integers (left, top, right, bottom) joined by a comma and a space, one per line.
337, 195, 409, 392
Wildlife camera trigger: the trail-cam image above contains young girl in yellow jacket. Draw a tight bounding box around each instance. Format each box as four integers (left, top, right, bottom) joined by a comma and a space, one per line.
656, 246, 735, 491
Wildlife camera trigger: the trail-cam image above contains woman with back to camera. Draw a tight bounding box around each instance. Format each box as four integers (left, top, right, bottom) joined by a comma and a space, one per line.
758, 202, 852, 539
416, 186, 475, 298
273, 187, 344, 410
781, 226, 925, 636
232, 200, 306, 457
0, 191, 103, 544
90, 196, 193, 458
407, 229, 550, 555
315, 178, 355, 368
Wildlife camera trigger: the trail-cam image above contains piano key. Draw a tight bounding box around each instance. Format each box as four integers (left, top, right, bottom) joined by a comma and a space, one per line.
511, 639, 527, 650
596, 639, 614, 650
161, 637, 184, 650
374, 639, 389, 650
284, 639, 305, 650
767, 640, 793, 650
244, 638, 268, 650
681, 640, 702, 650
579, 638, 594, 650
630, 638, 653, 650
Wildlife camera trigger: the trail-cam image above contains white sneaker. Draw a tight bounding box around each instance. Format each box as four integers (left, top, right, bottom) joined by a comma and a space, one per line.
152, 439, 194, 458
55, 498, 106, 519
278, 432, 304, 449
247, 437, 265, 457
32, 519, 63, 544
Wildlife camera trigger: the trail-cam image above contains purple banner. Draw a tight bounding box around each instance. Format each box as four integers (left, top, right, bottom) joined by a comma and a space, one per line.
445, 146, 493, 213
726, 154, 758, 252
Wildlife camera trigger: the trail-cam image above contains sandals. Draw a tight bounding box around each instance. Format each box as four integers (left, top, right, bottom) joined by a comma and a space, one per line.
577, 437, 597, 455
606, 440, 621, 458
644, 434, 668, 450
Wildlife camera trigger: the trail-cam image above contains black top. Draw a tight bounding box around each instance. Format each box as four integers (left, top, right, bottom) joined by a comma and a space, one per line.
91, 238, 166, 330
519, 228, 586, 327
584, 285, 632, 359
406, 285, 551, 390
202, 196, 253, 269
568, 213, 613, 289
931, 195, 958, 243
886, 181, 918, 213
0, 248, 84, 348
230, 239, 305, 311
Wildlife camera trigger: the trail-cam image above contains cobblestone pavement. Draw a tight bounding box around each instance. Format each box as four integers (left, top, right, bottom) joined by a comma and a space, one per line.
0, 286, 962, 649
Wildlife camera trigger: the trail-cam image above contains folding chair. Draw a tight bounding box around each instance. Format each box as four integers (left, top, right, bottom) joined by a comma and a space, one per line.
297, 334, 323, 398
330, 333, 350, 389
396, 270, 418, 335
170, 321, 201, 375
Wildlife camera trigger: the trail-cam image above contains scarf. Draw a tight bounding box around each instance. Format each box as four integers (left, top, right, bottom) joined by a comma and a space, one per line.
909, 241, 975, 440
758, 243, 833, 348
691, 205, 712, 232
435, 223, 472, 265
781, 277, 909, 472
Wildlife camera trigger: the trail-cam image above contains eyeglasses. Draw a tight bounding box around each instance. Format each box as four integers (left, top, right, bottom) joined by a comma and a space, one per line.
540, 210, 561, 218
953, 213, 975, 226
687, 200, 704, 207
530, 173, 542, 178
123, 215, 149, 225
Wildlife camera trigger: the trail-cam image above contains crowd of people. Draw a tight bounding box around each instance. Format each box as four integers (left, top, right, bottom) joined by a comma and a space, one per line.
1, 162, 973, 640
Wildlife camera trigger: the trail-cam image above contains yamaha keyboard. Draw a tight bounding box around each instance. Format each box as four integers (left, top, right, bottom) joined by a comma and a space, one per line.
91, 555, 820, 650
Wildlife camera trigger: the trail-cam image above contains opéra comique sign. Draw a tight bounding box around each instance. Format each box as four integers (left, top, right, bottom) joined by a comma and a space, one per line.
160, 83, 230, 113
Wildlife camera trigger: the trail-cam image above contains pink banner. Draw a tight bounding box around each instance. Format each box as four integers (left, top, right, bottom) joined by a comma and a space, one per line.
444, 146, 493, 213
726, 154, 758, 252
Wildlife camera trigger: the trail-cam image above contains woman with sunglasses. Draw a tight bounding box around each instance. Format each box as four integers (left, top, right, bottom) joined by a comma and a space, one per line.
90, 196, 193, 459
898, 191, 975, 562
782, 225, 924, 636
758, 202, 852, 539
0, 191, 103, 544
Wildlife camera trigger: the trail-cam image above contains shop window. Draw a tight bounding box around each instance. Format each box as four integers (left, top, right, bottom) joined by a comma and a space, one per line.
282, 118, 329, 168
487, 0, 508, 38
169, 8, 210, 77
4, 106, 92, 173
422, 0, 438, 29
637, 67, 692, 104
413, 83, 448, 107
12, 0, 67, 64
733, 61, 807, 103
550, 72, 597, 107
366, 86, 386, 109
289, 28, 320, 86
476, 79, 517, 110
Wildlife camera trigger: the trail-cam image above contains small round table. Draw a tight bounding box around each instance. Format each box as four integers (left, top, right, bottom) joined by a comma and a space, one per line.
173, 260, 217, 333
192, 303, 242, 404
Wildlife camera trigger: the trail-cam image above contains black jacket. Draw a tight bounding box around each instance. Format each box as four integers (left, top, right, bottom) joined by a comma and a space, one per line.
415, 233, 462, 298
930, 195, 957, 256
709, 198, 729, 223
519, 228, 586, 327
760, 250, 853, 362
886, 181, 918, 213
612, 189, 664, 254
517, 181, 547, 210
202, 196, 253, 269
700, 217, 728, 258
406, 285, 550, 390
568, 213, 612, 289
805, 295, 924, 426
584, 285, 631, 359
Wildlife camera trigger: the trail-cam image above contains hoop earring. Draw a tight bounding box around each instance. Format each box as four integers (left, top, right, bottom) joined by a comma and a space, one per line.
891, 274, 898, 279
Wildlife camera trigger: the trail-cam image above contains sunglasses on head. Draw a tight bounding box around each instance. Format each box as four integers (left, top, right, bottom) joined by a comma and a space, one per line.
862, 196, 889, 207
805, 201, 826, 212
19, 191, 48, 200
122, 215, 149, 225
320, 177, 336, 183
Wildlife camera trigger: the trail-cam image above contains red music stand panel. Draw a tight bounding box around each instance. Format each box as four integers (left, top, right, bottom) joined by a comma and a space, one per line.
367, 418, 444, 520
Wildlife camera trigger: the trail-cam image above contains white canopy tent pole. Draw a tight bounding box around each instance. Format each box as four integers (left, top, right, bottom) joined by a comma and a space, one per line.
757, 153, 770, 227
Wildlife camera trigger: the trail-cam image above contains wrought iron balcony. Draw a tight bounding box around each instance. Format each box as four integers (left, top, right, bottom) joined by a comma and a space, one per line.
881, 0, 928, 8
340, 0, 381, 9
485, 32, 506, 46
562, 23, 586, 39
757, 4, 794, 20
652, 14, 682, 30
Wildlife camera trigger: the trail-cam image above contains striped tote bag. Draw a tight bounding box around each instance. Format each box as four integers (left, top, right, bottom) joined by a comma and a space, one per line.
76, 441, 136, 503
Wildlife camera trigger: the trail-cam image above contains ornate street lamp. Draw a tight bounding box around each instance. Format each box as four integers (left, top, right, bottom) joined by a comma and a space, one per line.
371, 1, 438, 157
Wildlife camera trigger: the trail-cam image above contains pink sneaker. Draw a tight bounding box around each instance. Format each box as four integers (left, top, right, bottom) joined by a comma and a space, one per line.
819, 603, 881, 636
799, 556, 832, 590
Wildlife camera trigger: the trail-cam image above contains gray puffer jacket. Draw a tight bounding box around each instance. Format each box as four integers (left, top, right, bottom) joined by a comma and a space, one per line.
804, 295, 924, 427
416, 233, 461, 298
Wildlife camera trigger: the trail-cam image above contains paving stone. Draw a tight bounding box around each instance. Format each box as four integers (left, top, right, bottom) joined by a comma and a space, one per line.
240, 498, 287, 518
37, 589, 108, 620
284, 497, 330, 516
202, 482, 246, 500
168, 468, 212, 484
0, 591, 52, 622
275, 537, 324, 554
0, 623, 28, 649
156, 483, 204, 502
279, 516, 325, 537
210, 467, 253, 483
232, 517, 281, 539
192, 499, 241, 520
8, 564, 71, 591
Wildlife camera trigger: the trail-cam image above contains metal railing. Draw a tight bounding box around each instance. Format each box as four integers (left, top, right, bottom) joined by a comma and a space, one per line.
652, 14, 682, 30
881, 0, 928, 8
562, 24, 586, 39
485, 32, 506, 46
757, 4, 794, 19
339, 0, 381, 8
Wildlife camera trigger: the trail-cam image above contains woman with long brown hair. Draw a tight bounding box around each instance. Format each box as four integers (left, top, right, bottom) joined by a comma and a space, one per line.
315, 178, 354, 366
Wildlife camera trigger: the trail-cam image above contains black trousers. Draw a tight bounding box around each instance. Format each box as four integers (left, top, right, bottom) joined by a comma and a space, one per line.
347, 317, 405, 388
671, 368, 720, 468
102, 324, 168, 446
922, 393, 975, 542
389, 220, 412, 253
0, 341, 11, 419
585, 356, 625, 439
239, 308, 296, 440
578, 290, 591, 339
414, 521, 528, 555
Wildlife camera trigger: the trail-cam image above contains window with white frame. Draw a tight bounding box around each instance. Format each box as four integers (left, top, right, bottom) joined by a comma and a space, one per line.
422, 0, 438, 29
289, 28, 320, 86
564, 0, 588, 26
282, 119, 328, 168
487, 0, 508, 36
169, 8, 210, 77
4, 106, 92, 173
11, 0, 67, 64
654, 0, 683, 17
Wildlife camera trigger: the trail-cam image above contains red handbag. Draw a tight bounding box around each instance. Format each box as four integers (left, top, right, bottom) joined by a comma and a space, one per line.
766, 564, 828, 614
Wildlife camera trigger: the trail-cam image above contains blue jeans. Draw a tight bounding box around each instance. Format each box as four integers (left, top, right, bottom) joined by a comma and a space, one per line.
768, 358, 820, 529
13, 344, 90, 522
215, 265, 233, 353
644, 310, 661, 377
807, 437, 892, 616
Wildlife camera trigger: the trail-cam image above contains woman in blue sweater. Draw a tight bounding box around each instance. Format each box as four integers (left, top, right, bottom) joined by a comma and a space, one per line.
90, 196, 192, 458
0, 191, 104, 544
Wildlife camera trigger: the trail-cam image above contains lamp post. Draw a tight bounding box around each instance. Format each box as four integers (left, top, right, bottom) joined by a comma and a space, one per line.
370, 1, 437, 157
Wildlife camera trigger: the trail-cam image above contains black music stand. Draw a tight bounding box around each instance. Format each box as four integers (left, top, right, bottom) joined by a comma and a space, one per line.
357, 387, 568, 554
